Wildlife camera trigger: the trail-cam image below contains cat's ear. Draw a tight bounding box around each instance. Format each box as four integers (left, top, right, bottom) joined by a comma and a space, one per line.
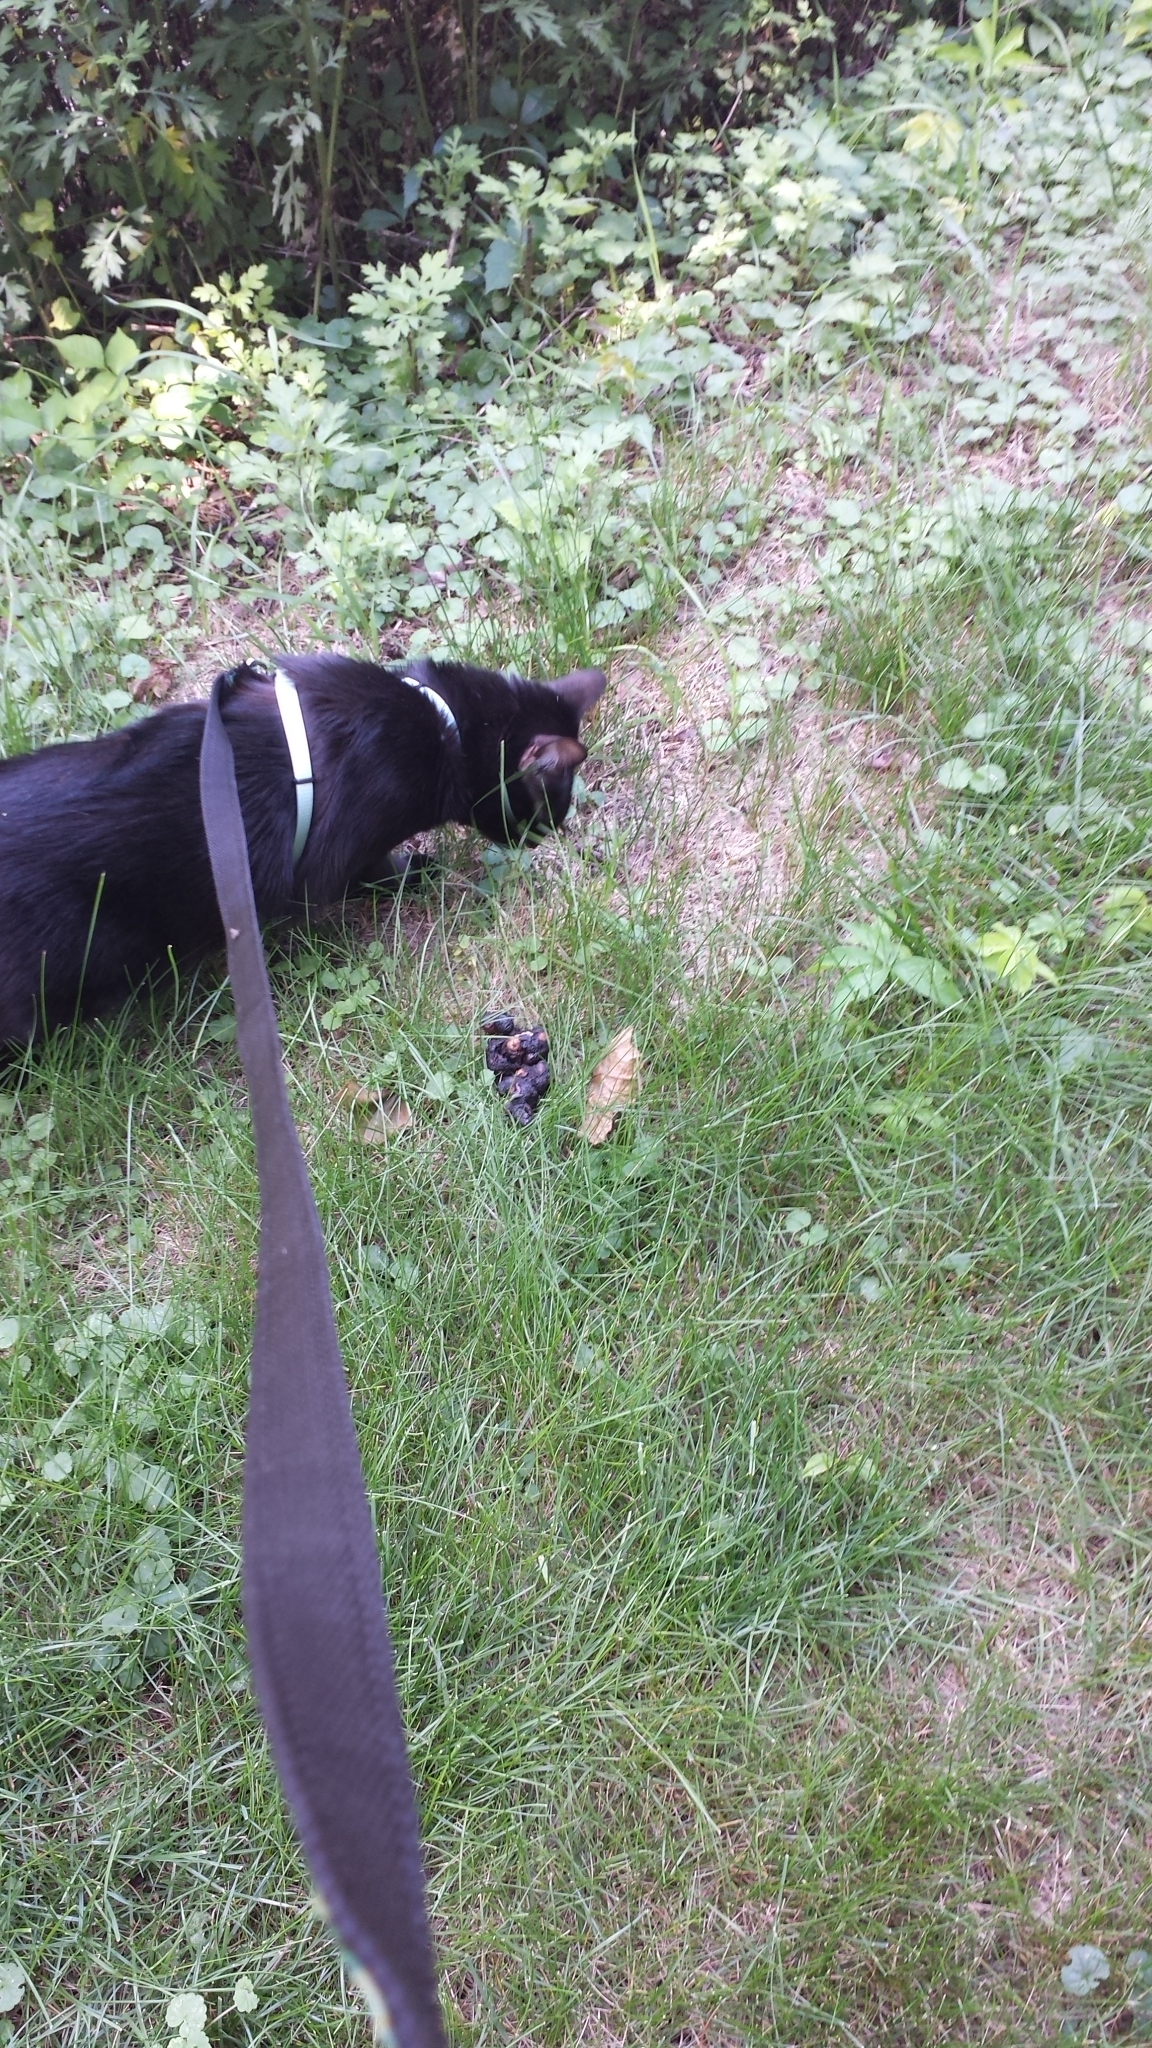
517, 734, 587, 783
548, 667, 607, 719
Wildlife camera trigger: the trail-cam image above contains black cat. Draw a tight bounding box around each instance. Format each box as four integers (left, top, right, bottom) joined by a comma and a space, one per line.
0, 653, 606, 1045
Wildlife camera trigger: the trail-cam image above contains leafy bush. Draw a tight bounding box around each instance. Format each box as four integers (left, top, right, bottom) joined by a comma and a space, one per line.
0, 0, 898, 331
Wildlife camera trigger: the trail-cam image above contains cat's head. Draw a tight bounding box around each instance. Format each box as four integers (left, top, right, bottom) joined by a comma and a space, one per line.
469, 665, 607, 846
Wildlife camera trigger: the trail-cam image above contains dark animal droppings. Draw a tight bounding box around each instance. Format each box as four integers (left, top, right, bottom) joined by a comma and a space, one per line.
481, 1015, 551, 1124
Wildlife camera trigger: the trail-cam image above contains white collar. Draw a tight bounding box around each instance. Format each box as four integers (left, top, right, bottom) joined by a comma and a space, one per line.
399, 671, 458, 735
273, 670, 314, 865
270, 666, 456, 868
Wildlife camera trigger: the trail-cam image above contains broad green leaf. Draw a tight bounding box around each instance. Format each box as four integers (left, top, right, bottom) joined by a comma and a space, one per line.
485, 236, 521, 294
726, 634, 761, 668
166, 1993, 208, 2035
0, 402, 40, 449
103, 328, 139, 374
99, 1601, 141, 1637
0, 1965, 25, 2014
1099, 884, 1152, 949
829, 957, 893, 1008
20, 198, 54, 236
801, 1451, 834, 1478
53, 334, 104, 374
1061, 1945, 1110, 1997
233, 1977, 259, 2014
977, 924, 1057, 993
936, 757, 973, 790
1053, 1026, 1099, 1077
967, 761, 1008, 795
900, 110, 963, 170
491, 75, 519, 118
833, 920, 904, 968
763, 669, 800, 700
108, 1453, 177, 1509
783, 1208, 812, 1234
1025, 911, 1084, 955
936, 38, 979, 69
962, 711, 994, 739
0, 1318, 20, 1352
150, 383, 200, 423
824, 966, 889, 1015
40, 1451, 73, 1482
64, 369, 119, 423
119, 1300, 177, 1338
891, 955, 964, 1006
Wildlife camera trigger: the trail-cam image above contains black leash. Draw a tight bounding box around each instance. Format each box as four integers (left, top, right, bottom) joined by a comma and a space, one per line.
198, 673, 447, 2048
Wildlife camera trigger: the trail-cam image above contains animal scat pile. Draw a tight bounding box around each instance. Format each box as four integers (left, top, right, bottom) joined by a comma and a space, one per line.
481, 1012, 550, 1125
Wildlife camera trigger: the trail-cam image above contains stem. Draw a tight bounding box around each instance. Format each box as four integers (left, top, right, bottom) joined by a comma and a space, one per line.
297, 0, 328, 319
401, 0, 433, 137
615, 0, 644, 123
469, 0, 481, 124
130, 135, 180, 298
318, 0, 354, 315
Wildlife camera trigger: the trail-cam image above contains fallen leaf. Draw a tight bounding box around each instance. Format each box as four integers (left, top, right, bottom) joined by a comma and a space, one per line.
361, 1096, 413, 1143
337, 1080, 413, 1140
580, 1026, 642, 1145
132, 660, 177, 702
337, 1081, 376, 1109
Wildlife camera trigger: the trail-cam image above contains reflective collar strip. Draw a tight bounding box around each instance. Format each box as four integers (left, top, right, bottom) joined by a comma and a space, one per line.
399, 672, 459, 736
273, 670, 315, 866
271, 668, 456, 867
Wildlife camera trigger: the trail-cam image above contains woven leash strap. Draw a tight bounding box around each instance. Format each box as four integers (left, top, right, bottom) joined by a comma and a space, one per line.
198, 674, 447, 2048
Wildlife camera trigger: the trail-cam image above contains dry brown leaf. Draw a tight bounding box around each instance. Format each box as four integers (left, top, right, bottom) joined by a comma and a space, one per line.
361, 1096, 413, 1143
336, 1081, 413, 1141
131, 660, 177, 702
337, 1081, 378, 1110
580, 1026, 642, 1145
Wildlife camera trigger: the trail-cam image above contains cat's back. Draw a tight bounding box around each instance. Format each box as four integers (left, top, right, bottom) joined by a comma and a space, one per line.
0, 700, 204, 795
0, 704, 214, 910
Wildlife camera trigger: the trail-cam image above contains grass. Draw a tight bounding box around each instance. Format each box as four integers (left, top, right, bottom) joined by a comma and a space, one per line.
5, 583, 1152, 2041
6, 32, 1152, 2045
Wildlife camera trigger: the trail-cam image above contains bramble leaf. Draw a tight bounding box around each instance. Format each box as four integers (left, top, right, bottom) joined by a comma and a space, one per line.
976, 925, 1057, 994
